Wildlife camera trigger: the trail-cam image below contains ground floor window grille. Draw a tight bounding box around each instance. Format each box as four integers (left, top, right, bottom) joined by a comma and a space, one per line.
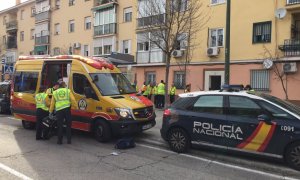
250, 70, 270, 91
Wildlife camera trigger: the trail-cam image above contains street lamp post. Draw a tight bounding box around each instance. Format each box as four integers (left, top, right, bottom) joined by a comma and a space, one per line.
225, 0, 231, 84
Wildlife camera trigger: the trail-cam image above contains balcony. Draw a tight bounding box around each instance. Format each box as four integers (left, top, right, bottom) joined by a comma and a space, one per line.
136, 50, 166, 64
35, 11, 50, 22
35, 35, 49, 45
286, 0, 300, 10
137, 14, 165, 29
93, 0, 117, 7
6, 21, 18, 32
94, 23, 116, 36
279, 39, 300, 57
287, 0, 300, 5
7, 36, 17, 49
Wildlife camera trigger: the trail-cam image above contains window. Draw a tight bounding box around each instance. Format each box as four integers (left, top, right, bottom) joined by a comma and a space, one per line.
69, 0, 75, 6
193, 96, 223, 114
84, 45, 89, 56
14, 72, 39, 93
171, 0, 188, 12
228, 96, 263, 118
55, 0, 60, 8
174, 71, 185, 89
20, 10, 24, 20
84, 16, 91, 30
137, 42, 149, 51
73, 73, 97, 100
122, 40, 131, 54
69, 20, 75, 32
209, 28, 224, 47
146, 72, 156, 84
94, 47, 102, 55
250, 70, 270, 91
175, 33, 188, 50
94, 8, 116, 35
124, 7, 132, 22
253, 21, 272, 43
54, 23, 60, 35
20, 31, 24, 41
53, 47, 60, 55
30, 29, 35, 39
31, 7, 36, 16
2, 36, 6, 45
211, 0, 226, 5
104, 45, 112, 54
3, 16, 6, 25
258, 101, 294, 120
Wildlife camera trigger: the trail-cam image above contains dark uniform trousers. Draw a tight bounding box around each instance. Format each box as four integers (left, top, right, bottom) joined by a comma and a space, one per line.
36, 108, 49, 139
56, 107, 72, 143
170, 95, 175, 104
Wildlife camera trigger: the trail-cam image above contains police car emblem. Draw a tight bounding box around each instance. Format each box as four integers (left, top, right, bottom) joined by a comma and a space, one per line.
78, 99, 87, 110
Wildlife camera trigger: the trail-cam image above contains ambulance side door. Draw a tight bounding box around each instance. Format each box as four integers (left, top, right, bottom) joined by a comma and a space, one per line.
12, 71, 40, 121
71, 73, 99, 131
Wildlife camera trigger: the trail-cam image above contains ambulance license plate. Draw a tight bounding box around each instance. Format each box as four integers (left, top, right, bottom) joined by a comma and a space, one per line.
142, 123, 152, 130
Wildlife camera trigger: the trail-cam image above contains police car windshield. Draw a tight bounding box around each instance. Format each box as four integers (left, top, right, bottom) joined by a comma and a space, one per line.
90, 73, 136, 96
258, 93, 300, 116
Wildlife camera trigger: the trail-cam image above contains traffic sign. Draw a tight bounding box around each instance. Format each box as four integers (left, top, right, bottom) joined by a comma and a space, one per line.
4, 65, 14, 74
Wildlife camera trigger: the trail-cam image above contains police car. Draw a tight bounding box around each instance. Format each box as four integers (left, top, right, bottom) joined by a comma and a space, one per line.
160, 87, 300, 170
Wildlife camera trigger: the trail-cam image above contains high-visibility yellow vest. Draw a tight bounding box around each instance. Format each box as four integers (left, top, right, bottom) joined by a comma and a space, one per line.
141, 85, 147, 92
170, 86, 176, 95
152, 86, 157, 95
53, 88, 71, 111
157, 83, 165, 95
35, 93, 49, 111
143, 85, 152, 96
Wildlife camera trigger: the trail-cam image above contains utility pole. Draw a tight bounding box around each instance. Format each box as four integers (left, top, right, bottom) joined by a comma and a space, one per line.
225, 0, 231, 84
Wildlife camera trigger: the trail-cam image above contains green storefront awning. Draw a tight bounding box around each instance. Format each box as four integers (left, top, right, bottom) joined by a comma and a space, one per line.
34, 45, 47, 52
92, 3, 114, 11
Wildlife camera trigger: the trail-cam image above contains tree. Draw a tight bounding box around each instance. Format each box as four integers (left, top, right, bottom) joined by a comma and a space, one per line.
261, 46, 289, 100
137, 0, 209, 106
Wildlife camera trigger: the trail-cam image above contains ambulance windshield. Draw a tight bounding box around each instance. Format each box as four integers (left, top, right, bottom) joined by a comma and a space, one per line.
90, 73, 136, 96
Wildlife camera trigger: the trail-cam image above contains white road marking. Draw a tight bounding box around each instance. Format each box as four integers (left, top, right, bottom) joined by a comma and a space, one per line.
139, 139, 166, 146
137, 143, 299, 180
7, 117, 18, 120
0, 162, 33, 180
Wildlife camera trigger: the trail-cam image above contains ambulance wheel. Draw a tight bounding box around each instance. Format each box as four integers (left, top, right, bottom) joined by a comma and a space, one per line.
285, 142, 300, 171
94, 120, 111, 142
22, 120, 35, 130
167, 128, 190, 153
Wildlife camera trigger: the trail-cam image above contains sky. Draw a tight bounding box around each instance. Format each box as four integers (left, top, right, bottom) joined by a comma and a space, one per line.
0, 0, 28, 11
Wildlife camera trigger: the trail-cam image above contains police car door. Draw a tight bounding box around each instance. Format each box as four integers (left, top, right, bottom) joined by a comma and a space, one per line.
71, 73, 99, 131
226, 95, 268, 152
189, 95, 229, 146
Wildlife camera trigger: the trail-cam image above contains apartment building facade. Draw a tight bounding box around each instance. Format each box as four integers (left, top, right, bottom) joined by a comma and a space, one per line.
0, 0, 299, 101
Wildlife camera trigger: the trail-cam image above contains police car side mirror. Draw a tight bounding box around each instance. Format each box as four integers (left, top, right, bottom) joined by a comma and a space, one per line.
84, 87, 92, 99
258, 114, 272, 125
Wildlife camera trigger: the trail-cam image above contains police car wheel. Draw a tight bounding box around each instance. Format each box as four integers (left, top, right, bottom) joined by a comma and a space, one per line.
94, 120, 111, 142
285, 142, 300, 171
22, 120, 35, 130
167, 128, 190, 153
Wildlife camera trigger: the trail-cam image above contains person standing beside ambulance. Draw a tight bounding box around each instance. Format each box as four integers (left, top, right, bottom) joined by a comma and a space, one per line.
35, 86, 50, 140
49, 81, 77, 145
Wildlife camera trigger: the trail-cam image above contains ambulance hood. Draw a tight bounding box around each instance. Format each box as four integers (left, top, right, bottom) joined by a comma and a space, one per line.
110, 94, 153, 109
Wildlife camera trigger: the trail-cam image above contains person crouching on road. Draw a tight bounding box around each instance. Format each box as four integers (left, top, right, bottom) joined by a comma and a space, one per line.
35, 86, 50, 140
49, 81, 77, 145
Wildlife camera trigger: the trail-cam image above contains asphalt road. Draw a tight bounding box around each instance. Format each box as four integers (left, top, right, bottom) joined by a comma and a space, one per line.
0, 111, 300, 180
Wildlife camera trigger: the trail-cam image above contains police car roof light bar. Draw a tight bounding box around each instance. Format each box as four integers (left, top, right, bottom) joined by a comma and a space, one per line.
220, 84, 244, 92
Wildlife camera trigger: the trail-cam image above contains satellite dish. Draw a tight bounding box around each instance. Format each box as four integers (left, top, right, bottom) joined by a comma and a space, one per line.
275, 8, 287, 19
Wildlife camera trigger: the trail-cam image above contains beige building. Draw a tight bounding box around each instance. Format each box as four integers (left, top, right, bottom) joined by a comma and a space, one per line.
0, 0, 300, 101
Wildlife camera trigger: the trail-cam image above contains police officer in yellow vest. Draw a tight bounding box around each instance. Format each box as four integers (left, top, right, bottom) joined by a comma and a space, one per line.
49, 81, 77, 145
35, 86, 50, 140
169, 83, 176, 104
157, 80, 165, 108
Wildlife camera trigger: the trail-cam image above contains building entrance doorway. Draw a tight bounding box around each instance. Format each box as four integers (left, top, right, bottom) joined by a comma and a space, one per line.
204, 70, 224, 91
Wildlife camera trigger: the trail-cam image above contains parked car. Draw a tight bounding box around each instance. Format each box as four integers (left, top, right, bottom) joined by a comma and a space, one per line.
0, 81, 11, 114
161, 88, 300, 171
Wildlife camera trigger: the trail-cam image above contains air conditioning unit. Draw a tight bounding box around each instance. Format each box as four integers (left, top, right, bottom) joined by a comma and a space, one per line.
172, 50, 184, 58
207, 47, 220, 57
73, 42, 81, 49
283, 62, 297, 73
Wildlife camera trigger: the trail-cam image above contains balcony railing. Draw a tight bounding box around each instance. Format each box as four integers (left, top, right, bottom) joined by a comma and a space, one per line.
7, 36, 17, 49
136, 50, 166, 64
35, 11, 50, 22
94, 23, 116, 36
35, 35, 49, 45
137, 14, 165, 28
6, 21, 18, 31
94, 0, 117, 7
287, 0, 300, 5
279, 39, 300, 57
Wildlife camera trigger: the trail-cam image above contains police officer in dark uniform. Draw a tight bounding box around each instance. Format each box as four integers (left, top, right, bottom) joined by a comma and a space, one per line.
49, 81, 77, 144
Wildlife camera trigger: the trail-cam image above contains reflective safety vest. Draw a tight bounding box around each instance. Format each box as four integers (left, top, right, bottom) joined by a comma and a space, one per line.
53, 88, 71, 111
141, 85, 147, 92
157, 83, 165, 95
152, 86, 157, 95
143, 85, 152, 96
35, 93, 49, 111
170, 86, 176, 95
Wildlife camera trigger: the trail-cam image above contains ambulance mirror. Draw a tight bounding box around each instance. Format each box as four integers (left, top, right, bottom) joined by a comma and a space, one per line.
258, 114, 272, 125
84, 87, 93, 99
